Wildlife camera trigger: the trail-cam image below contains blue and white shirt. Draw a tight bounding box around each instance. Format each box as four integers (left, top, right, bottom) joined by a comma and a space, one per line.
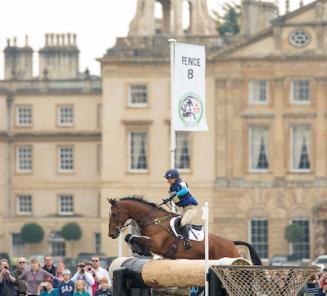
58, 280, 74, 296
169, 179, 198, 207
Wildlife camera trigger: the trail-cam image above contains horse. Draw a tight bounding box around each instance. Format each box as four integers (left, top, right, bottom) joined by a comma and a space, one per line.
107, 197, 262, 264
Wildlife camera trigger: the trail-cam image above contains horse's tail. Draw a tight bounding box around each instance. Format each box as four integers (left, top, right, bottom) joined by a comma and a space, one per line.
233, 241, 262, 265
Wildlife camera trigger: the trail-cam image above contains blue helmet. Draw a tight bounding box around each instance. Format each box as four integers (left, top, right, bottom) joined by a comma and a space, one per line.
164, 169, 179, 179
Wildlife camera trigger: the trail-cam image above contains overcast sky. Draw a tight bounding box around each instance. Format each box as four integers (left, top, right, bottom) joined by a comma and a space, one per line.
0, 0, 312, 78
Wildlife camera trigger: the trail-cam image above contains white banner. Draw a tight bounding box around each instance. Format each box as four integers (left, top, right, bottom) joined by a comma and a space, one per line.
172, 42, 208, 131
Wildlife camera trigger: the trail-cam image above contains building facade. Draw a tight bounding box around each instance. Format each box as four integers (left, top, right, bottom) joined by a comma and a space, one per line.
2, 0, 327, 261
0, 34, 102, 257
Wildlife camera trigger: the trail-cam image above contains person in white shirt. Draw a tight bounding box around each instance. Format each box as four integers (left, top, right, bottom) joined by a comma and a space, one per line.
91, 257, 111, 287
71, 263, 94, 295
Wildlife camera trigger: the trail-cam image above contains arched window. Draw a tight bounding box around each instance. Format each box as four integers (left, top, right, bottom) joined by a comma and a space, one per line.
155, 1, 164, 34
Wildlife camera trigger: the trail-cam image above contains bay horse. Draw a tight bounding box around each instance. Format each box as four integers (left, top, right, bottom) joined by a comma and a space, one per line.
107, 197, 262, 264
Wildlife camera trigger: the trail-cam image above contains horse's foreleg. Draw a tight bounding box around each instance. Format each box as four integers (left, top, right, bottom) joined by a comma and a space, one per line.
125, 234, 153, 256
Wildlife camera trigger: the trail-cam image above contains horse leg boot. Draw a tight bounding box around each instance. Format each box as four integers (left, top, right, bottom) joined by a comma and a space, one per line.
181, 225, 192, 250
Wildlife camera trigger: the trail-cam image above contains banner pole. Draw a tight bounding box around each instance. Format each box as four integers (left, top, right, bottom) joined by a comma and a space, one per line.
169, 39, 176, 169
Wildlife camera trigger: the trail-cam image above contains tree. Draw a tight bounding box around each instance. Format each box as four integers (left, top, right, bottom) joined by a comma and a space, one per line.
212, 2, 241, 37
61, 222, 82, 241
284, 224, 304, 244
21, 223, 44, 244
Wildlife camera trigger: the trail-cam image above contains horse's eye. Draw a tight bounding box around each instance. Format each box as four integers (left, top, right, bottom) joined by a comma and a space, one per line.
111, 213, 116, 217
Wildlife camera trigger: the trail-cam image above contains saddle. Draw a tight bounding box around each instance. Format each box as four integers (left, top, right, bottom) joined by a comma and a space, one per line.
170, 217, 204, 241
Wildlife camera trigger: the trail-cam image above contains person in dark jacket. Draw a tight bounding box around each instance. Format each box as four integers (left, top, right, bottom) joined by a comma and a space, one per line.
95, 278, 111, 296
12, 257, 28, 296
163, 168, 198, 249
0, 259, 16, 296
58, 269, 74, 296
43, 256, 57, 277
298, 274, 319, 296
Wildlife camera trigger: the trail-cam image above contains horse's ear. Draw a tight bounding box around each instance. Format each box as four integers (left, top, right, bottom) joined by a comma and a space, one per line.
107, 198, 117, 206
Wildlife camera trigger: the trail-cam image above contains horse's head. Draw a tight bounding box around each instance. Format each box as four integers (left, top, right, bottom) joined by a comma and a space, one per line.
107, 198, 129, 239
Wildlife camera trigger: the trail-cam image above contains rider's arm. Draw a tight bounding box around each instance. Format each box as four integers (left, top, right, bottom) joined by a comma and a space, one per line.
176, 182, 189, 197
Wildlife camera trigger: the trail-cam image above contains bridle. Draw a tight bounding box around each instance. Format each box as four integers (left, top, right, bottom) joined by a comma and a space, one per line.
110, 204, 132, 234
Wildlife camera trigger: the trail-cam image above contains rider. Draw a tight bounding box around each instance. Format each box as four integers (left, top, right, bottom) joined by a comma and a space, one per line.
163, 169, 198, 250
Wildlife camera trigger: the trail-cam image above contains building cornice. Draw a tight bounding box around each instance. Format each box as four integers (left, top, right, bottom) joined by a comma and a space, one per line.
0, 131, 101, 142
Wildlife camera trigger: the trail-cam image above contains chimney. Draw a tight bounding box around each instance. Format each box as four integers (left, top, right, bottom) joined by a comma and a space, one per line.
38, 33, 79, 79
4, 36, 34, 80
241, 0, 277, 36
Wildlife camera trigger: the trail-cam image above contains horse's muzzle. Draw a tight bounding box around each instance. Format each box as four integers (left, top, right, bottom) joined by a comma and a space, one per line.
108, 228, 120, 239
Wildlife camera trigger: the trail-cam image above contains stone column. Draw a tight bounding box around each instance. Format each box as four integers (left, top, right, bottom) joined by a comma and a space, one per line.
273, 78, 285, 178
215, 78, 228, 186
315, 77, 326, 177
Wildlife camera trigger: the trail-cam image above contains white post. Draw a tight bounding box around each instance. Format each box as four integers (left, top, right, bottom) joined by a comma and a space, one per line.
118, 234, 123, 257
169, 39, 176, 169
202, 202, 209, 296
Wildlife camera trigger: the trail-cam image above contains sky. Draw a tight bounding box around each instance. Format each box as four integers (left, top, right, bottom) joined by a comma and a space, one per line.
0, 0, 313, 78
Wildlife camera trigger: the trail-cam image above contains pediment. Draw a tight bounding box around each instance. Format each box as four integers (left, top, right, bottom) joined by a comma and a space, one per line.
211, 0, 327, 60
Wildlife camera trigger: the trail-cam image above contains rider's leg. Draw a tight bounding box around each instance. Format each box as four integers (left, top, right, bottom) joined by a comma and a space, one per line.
180, 206, 198, 249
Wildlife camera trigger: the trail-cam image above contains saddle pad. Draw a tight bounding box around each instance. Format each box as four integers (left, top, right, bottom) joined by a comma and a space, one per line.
170, 217, 204, 241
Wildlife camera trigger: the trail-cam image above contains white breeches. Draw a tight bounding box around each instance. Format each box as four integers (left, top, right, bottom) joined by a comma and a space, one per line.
181, 205, 198, 227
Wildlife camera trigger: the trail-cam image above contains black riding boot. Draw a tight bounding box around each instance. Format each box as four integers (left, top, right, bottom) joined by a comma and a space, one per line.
181, 225, 192, 250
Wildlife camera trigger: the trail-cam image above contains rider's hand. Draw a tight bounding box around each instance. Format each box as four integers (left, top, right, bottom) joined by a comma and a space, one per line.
169, 191, 177, 198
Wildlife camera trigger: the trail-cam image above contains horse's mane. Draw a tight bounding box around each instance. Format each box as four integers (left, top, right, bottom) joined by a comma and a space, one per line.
119, 196, 168, 212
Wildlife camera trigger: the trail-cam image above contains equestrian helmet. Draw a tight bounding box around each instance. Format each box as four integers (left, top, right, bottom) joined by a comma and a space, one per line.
164, 169, 179, 179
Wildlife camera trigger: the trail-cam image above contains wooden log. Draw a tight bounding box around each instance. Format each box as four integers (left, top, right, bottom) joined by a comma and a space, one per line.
109, 257, 250, 288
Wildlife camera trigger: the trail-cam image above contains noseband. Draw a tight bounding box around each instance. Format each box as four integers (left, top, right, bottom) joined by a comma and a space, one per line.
110, 204, 132, 234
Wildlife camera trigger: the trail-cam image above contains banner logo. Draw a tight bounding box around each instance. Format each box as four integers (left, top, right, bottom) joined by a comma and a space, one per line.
178, 92, 203, 125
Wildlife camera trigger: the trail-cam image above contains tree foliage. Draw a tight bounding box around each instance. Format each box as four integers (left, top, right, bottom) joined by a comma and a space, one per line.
21, 223, 44, 244
212, 2, 241, 37
61, 222, 82, 241
284, 224, 304, 243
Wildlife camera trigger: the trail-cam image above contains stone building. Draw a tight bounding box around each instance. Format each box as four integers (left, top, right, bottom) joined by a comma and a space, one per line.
0, 34, 102, 257
2, 0, 327, 261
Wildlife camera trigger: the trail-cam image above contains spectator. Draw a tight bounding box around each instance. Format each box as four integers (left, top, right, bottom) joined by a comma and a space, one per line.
54, 262, 65, 288
85, 262, 98, 296
319, 273, 327, 296
298, 274, 319, 296
95, 278, 111, 296
0, 259, 16, 296
73, 280, 89, 296
19, 257, 53, 296
39, 279, 58, 296
58, 269, 74, 296
43, 256, 57, 277
12, 257, 28, 296
71, 263, 94, 296
91, 258, 111, 287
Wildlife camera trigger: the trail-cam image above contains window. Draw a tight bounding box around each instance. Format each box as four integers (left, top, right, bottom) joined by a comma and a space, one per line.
58, 106, 74, 126
11, 233, 24, 257
128, 132, 147, 171
249, 127, 269, 172
94, 233, 101, 253
58, 146, 74, 172
248, 80, 268, 104
291, 219, 310, 259
291, 126, 311, 172
59, 195, 74, 215
291, 80, 310, 103
250, 219, 268, 259
16, 106, 32, 126
17, 195, 32, 215
175, 132, 190, 170
49, 232, 66, 256
128, 85, 148, 106
16, 146, 32, 173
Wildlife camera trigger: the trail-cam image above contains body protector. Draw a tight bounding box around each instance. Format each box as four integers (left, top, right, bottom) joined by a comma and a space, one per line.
169, 179, 198, 207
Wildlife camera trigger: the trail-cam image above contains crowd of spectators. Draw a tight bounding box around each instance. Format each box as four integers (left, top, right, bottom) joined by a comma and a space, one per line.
0, 255, 112, 296
298, 268, 327, 296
